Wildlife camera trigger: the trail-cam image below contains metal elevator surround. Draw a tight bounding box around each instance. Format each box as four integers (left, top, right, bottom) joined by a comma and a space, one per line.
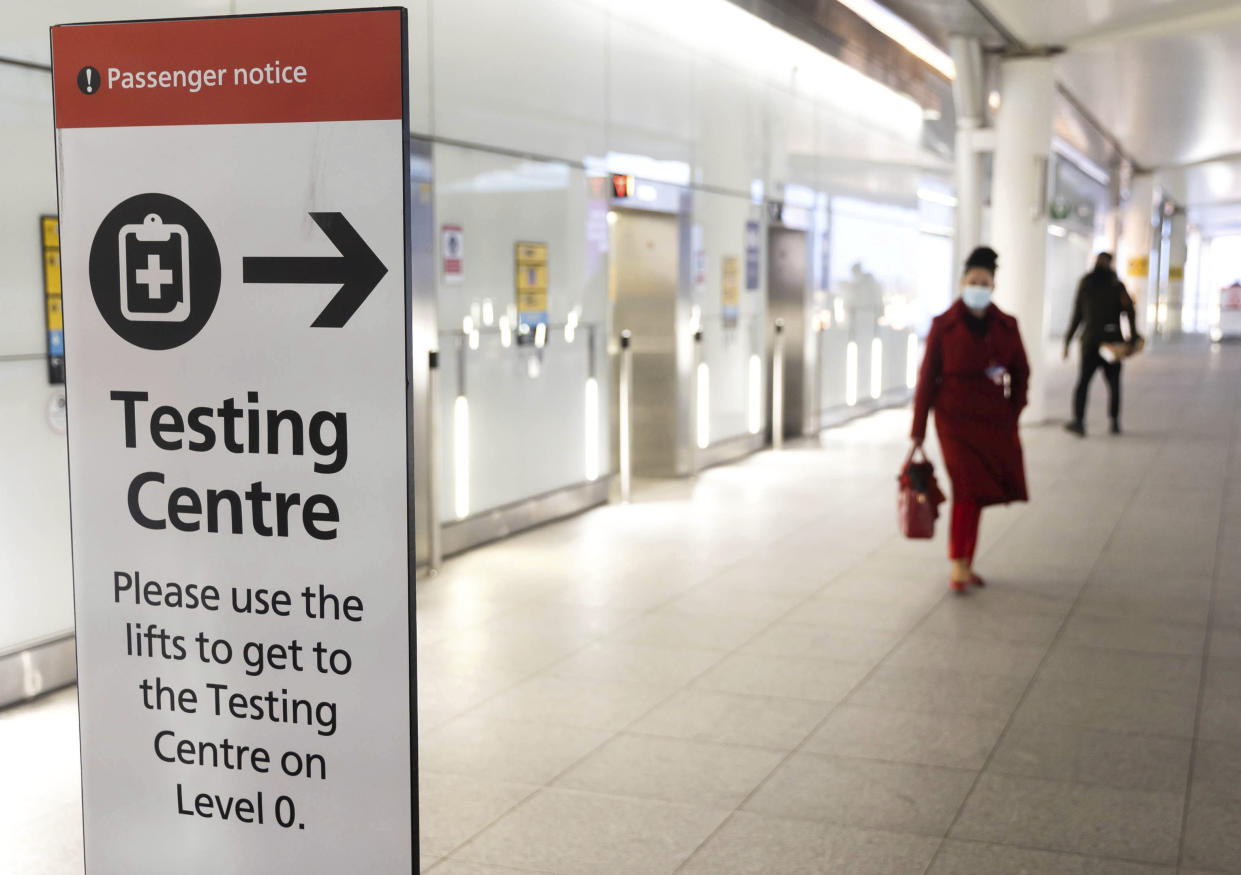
610, 210, 685, 477
767, 226, 811, 439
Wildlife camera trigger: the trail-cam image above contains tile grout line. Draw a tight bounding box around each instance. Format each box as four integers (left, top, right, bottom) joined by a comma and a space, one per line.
919, 405, 1170, 873
1174, 375, 1241, 871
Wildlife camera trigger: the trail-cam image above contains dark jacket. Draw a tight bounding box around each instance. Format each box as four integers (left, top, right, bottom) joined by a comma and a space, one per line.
1066, 267, 1138, 347
912, 299, 1030, 507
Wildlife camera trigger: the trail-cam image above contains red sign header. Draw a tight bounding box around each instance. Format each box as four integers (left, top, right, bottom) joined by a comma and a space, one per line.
52, 9, 404, 129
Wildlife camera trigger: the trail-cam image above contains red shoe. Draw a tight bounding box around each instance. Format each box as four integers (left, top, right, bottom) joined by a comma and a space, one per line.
969, 574, 986, 588
950, 578, 968, 593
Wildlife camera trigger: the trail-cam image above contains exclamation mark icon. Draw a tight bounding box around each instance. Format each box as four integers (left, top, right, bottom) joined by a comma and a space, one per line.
77, 65, 100, 96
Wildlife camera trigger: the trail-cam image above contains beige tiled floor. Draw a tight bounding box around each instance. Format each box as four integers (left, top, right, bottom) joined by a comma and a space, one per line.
4, 340, 1241, 874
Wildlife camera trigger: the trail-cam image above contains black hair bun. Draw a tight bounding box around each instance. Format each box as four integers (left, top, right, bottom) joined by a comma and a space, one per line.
965, 246, 998, 273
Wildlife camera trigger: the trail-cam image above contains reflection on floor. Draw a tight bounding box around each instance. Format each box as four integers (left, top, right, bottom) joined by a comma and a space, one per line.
5, 340, 1241, 874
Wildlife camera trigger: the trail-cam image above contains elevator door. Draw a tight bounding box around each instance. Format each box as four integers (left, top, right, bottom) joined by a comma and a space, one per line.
611, 210, 684, 477
767, 226, 809, 438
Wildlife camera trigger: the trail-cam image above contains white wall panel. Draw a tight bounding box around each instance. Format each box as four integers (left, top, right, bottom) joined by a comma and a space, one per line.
607, 17, 694, 171
0, 66, 73, 656
694, 60, 765, 195
432, 144, 609, 516
431, 0, 606, 162
0, 361, 72, 652
693, 190, 765, 443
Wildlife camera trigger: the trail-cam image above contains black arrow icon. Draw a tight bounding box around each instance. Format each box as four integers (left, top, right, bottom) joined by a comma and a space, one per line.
242, 212, 387, 328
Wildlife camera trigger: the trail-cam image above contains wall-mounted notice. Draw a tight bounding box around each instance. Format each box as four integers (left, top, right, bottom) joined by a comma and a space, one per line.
515, 241, 549, 339
722, 256, 740, 327
41, 215, 65, 384
441, 224, 463, 283
51, 10, 415, 873
745, 220, 760, 290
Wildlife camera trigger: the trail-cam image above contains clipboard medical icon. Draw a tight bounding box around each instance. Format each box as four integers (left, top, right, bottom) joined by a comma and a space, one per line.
118, 213, 191, 322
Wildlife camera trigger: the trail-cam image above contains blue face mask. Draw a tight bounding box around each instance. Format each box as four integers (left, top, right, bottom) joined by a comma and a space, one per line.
962, 285, 992, 310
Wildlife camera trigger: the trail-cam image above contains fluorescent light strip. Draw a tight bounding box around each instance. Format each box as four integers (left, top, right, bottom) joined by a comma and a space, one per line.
917, 188, 958, 207
747, 354, 762, 434
453, 395, 470, 520
1047, 224, 1068, 238
584, 378, 599, 481
697, 363, 710, 449
870, 338, 883, 400
846, 341, 858, 407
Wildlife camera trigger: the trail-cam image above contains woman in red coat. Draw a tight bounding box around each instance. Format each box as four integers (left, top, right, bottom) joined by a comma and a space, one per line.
911, 246, 1030, 592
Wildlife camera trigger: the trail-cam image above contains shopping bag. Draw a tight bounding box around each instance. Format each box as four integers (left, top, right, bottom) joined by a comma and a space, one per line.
898, 446, 945, 539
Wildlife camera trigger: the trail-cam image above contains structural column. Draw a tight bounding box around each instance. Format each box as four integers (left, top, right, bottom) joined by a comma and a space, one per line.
990, 55, 1054, 423
1164, 208, 1188, 335
1118, 172, 1156, 336
950, 36, 987, 274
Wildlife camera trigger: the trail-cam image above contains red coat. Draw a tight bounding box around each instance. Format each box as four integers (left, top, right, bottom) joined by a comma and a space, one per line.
912, 299, 1030, 507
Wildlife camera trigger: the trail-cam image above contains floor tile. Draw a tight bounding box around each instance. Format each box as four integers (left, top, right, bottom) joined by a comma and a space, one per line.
1061, 614, 1206, 656
1182, 796, 1241, 872
471, 676, 672, 731
804, 703, 1006, 770
739, 621, 900, 664
1199, 693, 1241, 742
744, 751, 976, 836
693, 653, 868, 702
951, 772, 1183, 864
847, 664, 1029, 721
553, 733, 783, 809
1190, 740, 1241, 801
547, 641, 724, 689
606, 611, 766, 651
1015, 677, 1199, 737
884, 632, 1048, 680
418, 715, 613, 785
989, 718, 1192, 792
927, 839, 1175, 874
1039, 644, 1202, 692
629, 688, 831, 750
455, 788, 729, 875
419, 773, 538, 857
679, 811, 939, 875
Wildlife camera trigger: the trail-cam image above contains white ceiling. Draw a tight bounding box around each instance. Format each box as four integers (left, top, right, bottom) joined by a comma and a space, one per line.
980, 0, 1241, 228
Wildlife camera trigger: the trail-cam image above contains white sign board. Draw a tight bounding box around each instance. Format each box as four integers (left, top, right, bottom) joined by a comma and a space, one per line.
51, 10, 415, 872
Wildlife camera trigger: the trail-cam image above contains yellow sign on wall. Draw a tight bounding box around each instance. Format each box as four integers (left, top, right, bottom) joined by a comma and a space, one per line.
1168, 265, 1185, 281
1127, 256, 1149, 277
41, 216, 65, 384
722, 255, 740, 325
514, 242, 548, 331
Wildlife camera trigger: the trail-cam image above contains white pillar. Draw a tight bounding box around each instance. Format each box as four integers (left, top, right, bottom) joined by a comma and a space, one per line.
1119, 173, 1156, 336
1165, 209, 1188, 335
990, 56, 1054, 423
950, 36, 986, 273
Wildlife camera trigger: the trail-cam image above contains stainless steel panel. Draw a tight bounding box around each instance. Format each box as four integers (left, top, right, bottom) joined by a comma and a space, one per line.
0, 634, 76, 710
767, 226, 811, 438
410, 138, 436, 570
441, 479, 611, 557
610, 210, 686, 477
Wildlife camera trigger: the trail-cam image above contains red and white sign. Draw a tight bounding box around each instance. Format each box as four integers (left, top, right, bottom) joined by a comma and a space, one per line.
442, 224, 464, 283
1222, 282, 1241, 312
52, 10, 414, 873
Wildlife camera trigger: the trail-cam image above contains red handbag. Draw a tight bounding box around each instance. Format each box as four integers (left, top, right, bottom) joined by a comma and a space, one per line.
898, 446, 946, 539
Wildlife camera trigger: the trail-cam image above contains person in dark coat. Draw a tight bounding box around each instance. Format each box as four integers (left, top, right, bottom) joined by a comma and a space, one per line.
912, 246, 1030, 592
1063, 252, 1140, 435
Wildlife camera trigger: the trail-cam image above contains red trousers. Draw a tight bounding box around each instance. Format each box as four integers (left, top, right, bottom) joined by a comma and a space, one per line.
949, 500, 981, 562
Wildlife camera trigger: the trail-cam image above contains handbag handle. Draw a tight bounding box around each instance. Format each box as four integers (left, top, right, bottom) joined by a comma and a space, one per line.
904, 444, 928, 467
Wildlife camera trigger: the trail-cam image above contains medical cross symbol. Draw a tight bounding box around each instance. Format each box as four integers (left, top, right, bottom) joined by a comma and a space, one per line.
135, 253, 174, 300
